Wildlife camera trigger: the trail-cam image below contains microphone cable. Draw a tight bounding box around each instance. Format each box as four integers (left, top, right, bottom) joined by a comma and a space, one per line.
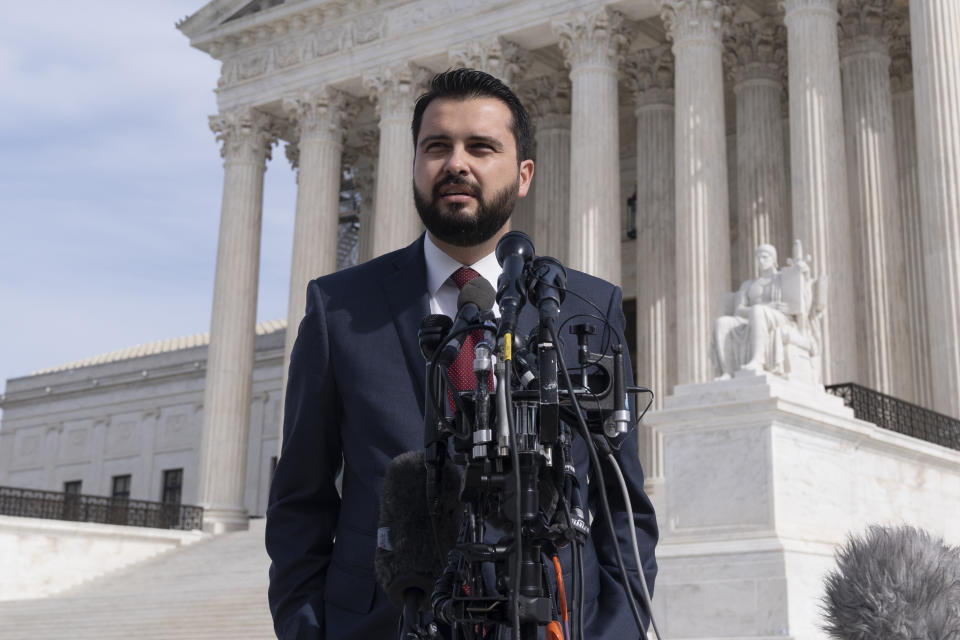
546, 319, 647, 635
605, 451, 663, 640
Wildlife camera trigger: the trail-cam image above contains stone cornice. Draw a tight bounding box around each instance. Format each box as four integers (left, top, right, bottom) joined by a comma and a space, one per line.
209, 107, 282, 162
724, 18, 786, 86
282, 88, 359, 144
362, 63, 431, 121
447, 37, 530, 86
625, 44, 675, 107
659, 0, 735, 48
552, 8, 629, 71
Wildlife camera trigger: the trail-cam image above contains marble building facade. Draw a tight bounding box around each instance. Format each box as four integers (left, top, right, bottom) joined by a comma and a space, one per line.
2, 0, 959, 538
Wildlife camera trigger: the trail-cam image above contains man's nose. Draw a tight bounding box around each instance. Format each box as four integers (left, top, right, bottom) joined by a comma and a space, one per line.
444, 146, 469, 175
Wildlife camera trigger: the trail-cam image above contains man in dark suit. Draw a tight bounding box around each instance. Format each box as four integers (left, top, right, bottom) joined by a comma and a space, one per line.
267, 68, 658, 639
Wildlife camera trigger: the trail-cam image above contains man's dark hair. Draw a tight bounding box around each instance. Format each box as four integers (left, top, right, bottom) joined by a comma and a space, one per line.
412, 68, 533, 163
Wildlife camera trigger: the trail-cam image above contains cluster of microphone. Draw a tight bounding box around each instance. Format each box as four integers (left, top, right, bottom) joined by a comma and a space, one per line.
374, 231, 649, 640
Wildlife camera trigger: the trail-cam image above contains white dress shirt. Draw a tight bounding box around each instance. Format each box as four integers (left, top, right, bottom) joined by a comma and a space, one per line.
424, 233, 502, 320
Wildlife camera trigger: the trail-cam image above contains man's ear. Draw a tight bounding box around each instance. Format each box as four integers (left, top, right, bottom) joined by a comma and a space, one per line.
517, 159, 534, 197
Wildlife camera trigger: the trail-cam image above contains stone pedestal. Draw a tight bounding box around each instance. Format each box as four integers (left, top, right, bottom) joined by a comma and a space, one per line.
199, 107, 278, 533
660, 0, 733, 385
644, 374, 960, 639
784, 0, 857, 385
553, 8, 626, 286
909, 0, 960, 418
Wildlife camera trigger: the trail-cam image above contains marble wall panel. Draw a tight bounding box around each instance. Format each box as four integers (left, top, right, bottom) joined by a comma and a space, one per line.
10, 427, 45, 471
57, 421, 92, 465
664, 426, 773, 534
154, 407, 197, 453
104, 417, 140, 460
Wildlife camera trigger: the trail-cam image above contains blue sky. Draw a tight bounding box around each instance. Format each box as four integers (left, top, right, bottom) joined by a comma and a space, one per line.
0, 2, 299, 395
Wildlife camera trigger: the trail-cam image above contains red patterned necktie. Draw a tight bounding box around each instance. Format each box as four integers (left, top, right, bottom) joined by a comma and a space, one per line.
447, 267, 488, 411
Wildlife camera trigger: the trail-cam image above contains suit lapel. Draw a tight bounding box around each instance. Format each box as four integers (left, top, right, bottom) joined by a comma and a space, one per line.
382, 235, 431, 417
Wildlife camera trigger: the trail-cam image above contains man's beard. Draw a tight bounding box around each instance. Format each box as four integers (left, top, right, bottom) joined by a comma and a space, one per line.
413, 174, 518, 247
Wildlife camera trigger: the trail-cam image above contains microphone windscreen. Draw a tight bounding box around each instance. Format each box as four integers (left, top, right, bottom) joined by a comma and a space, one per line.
822, 525, 960, 640
458, 277, 496, 312
375, 450, 463, 610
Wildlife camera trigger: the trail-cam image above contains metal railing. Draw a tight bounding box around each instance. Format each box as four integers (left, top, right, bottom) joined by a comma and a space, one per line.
0, 486, 203, 531
825, 383, 960, 451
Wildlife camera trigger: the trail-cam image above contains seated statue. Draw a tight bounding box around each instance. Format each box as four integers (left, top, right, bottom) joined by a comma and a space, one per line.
712, 241, 824, 384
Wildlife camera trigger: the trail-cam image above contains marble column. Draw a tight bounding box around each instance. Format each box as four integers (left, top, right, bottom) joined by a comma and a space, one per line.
553, 8, 627, 285
725, 18, 791, 280
343, 126, 379, 264
838, 0, 910, 397
277, 90, 356, 450
909, 0, 960, 418
626, 44, 676, 412
659, 0, 734, 385
523, 73, 571, 262
199, 106, 278, 533
363, 64, 429, 259
783, 0, 858, 385
890, 35, 933, 408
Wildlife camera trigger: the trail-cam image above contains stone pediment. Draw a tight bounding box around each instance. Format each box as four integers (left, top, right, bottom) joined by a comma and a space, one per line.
176, 0, 258, 40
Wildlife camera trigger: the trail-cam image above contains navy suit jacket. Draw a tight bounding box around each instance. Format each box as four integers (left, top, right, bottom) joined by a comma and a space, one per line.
266, 235, 658, 639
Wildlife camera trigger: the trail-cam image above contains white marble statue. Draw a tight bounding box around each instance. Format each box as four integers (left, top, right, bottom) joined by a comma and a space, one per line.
712, 241, 824, 384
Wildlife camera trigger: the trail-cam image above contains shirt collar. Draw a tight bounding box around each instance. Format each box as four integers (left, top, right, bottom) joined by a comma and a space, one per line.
424, 233, 502, 295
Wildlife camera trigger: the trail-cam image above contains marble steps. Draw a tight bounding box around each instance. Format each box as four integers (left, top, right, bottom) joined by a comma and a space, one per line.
0, 518, 273, 640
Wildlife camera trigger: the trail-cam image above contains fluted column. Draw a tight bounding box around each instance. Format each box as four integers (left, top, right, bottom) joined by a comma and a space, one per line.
363, 64, 429, 259
199, 106, 278, 533
783, 0, 857, 385
276, 89, 356, 454
909, 0, 960, 417
890, 35, 932, 407
553, 8, 627, 285
660, 0, 734, 385
343, 127, 379, 264
626, 45, 676, 412
523, 74, 572, 262
725, 18, 791, 280
838, 0, 910, 396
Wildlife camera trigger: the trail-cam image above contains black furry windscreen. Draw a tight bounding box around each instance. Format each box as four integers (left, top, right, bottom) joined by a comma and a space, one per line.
822, 525, 960, 640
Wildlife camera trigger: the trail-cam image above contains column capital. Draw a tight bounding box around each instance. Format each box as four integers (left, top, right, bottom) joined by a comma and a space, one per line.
342, 126, 379, 181
889, 34, 912, 93
659, 0, 735, 48
209, 106, 281, 162
448, 37, 530, 86
625, 44, 675, 108
284, 141, 299, 170
282, 88, 358, 145
552, 8, 629, 71
724, 17, 787, 86
362, 63, 431, 122
838, 0, 900, 58
522, 72, 571, 120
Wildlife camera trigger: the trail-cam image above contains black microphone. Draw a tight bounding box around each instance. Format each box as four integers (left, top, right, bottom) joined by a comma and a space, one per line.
420, 314, 453, 451
436, 278, 496, 367
375, 451, 463, 627
495, 231, 535, 339
526, 255, 567, 323
822, 525, 960, 639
